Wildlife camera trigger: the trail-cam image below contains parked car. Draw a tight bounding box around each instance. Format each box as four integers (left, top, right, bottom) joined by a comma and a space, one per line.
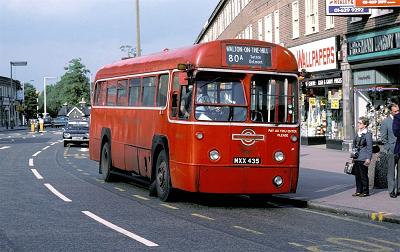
43, 116, 52, 127
51, 116, 68, 128
63, 120, 89, 147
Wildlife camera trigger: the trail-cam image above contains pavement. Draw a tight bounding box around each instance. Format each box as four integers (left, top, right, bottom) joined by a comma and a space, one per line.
278, 145, 400, 224
1, 126, 399, 224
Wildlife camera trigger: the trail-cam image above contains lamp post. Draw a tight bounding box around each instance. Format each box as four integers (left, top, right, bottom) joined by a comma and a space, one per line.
135, 0, 141, 56
10, 61, 27, 129
43, 76, 56, 117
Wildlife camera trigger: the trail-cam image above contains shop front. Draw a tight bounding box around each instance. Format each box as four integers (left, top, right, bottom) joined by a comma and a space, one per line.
347, 26, 400, 142
289, 36, 343, 148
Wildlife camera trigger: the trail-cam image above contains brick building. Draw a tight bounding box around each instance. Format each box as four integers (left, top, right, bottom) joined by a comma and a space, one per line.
196, 0, 400, 150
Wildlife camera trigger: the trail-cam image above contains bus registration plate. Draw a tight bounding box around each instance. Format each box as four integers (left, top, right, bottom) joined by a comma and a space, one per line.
233, 157, 261, 165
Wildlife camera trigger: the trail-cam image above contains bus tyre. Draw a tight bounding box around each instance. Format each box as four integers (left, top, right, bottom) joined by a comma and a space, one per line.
100, 142, 114, 182
155, 150, 174, 202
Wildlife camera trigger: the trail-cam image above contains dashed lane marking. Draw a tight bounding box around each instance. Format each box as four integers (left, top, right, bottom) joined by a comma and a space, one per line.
233, 225, 263, 235
44, 183, 72, 202
77, 169, 83, 172
29, 158, 34, 167
160, 204, 178, 210
114, 187, 126, 192
0, 146, 11, 150
31, 169, 43, 180
82, 211, 159, 247
191, 213, 215, 221
42, 146, 50, 150
133, 195, 150, 201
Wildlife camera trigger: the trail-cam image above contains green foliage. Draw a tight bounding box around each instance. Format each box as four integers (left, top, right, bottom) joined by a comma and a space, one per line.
23, 83, 38, 119
38, 58, 91, 117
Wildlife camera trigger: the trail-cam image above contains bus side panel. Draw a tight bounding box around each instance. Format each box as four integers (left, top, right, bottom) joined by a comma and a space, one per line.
89, 107, 106, 162
124, 145, 139, 174
110, 109, 127, 170
138, 148, 151, 177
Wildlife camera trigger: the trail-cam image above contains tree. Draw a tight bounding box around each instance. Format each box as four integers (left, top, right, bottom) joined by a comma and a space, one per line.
38, 58, 91, 117
58, 58, 91, 107
23, 83, 39, 120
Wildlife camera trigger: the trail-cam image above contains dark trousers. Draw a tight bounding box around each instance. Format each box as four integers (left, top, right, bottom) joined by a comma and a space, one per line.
354, 161, 369, 194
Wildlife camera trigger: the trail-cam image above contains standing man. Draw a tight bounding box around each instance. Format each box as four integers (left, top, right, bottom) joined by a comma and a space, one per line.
381, 103, 399, 198
392, 102, 400, 197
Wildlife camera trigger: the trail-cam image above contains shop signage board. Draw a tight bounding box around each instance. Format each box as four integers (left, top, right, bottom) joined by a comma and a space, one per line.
288, 37, 337, 72
305, 77, 342, 87
354, 0, 400, 7
347, 26, 400, 62
326, 0, 371, 15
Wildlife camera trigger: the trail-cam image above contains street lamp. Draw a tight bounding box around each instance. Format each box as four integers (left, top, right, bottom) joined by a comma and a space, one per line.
43, 76, 57, 117
10, 61, 28, 129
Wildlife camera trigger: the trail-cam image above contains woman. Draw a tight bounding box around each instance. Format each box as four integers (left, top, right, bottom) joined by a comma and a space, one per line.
352, 116, 373, 197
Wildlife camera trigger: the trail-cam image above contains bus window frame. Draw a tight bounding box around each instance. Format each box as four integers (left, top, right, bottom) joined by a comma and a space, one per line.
128, 77, 141, 107
116, 79, 129, 106
141, 75, 157, 107
156, 74, 169, 108
106, 80, 117, 106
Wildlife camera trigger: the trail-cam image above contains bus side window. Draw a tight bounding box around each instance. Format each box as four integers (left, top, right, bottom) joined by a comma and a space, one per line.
116, 80, 128, 106
106, 81, 117, 106
142, 77, 156, 107
95, 81, 106, 106
170, 73, 180, 118
128, 78, 140, 106
156, 74, 168, 107
179, 85, 193, 119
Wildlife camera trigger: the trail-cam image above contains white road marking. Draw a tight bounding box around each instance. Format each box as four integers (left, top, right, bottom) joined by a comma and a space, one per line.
32, 151, 41, 157
31, 169, 43, 179
114, 187, 126, 192
0, 146, 11, 150
191, 213, 215, 221
79, 148, 89, 152
29, 158, 34, 167
50, 142, 56, 145
82, 211, 159, 247
160, 203, 178, 210
42, 146, 50, 150
233, 225, 263, 235
133, 195, 150, 201
44, 183, 72, 202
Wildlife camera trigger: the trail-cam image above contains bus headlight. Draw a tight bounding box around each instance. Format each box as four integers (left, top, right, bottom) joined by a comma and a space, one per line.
195, 132, 204, 140
290, 134, 298, 142
209, 150, 220, 161
274, 151, 284, 162
64, 133, 70, 138
273, 176, 283, 187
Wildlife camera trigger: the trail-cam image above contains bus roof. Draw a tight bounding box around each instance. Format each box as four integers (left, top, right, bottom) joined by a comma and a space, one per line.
95, 39, 298, 81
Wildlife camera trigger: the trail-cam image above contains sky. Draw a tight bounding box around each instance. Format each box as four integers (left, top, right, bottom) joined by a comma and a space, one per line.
0, 0, 219, 90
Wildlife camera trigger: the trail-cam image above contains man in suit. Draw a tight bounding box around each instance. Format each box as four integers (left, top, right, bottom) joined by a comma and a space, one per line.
390, 103, 400, 198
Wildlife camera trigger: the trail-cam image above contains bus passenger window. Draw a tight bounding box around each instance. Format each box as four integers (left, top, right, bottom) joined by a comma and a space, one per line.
156, 74, 168, 107
95, 81, 106, 106
116, 80, 128, 106
106, 85, 117, 106
142, 77, 156, 107
128, 78, 140, 106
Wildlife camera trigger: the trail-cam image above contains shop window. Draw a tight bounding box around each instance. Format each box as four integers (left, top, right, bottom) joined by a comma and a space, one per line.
264, 14, 273, 43
305, 0, 319, 35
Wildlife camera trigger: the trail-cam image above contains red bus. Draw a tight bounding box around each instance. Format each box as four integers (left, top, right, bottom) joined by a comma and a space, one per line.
89, 39, 299, 201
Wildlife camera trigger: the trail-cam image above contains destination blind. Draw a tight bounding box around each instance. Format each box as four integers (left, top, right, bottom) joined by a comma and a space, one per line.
226, 45, 272, 67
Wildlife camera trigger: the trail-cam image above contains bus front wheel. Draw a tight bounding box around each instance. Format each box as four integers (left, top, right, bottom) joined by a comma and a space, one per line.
155, 150, 174, 202
100, 142, 114, 182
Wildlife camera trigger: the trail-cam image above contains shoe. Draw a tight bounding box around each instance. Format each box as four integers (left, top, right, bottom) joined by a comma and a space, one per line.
352, 193, 361, 197
359, 193, 369, 197
390, 192, 397, 198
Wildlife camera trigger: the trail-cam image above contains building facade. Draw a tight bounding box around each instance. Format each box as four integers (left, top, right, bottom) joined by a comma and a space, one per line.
0, 76, 21, 128
196, 0, 400, 150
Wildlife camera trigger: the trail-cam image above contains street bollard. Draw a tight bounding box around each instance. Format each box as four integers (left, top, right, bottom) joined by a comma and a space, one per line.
39, 122, 44, 132
31, 122, 35, 132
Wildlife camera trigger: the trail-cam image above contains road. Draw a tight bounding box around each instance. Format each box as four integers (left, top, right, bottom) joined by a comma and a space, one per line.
1, 129, 400, 251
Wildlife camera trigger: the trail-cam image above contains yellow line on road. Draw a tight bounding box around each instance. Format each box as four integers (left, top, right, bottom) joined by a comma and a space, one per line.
233, 225, 263, 235
133, 195, 150, 201
191, 213, 215, 221
160, 203, 178, 210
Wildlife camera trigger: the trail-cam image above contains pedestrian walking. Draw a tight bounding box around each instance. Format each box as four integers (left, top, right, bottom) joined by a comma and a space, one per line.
352, 116, 373, 197
392, 105, 400, 197
381, 103, 399, 198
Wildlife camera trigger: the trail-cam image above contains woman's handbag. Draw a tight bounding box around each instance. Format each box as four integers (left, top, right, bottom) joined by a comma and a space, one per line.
344, 161, 355, 175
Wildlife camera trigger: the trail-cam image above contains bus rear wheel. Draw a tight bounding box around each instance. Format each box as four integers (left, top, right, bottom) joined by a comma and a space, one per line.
155, 150, 174, 202
100, 142, 114, 182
